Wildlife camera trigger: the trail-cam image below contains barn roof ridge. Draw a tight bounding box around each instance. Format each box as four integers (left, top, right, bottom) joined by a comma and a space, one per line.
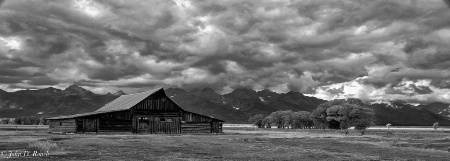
46, 109, 129, 120
47, 88, 163, 120
95, 88, 162, 112
46, 87, 225, 122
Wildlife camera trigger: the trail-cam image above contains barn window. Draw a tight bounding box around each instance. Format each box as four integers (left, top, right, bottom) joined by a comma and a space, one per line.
159, 118, 173, 122
59, 122, 62, 126
139, 117, 149, 125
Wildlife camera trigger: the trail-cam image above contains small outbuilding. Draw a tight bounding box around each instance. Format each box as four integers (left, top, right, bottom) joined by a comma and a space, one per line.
46, 88, 224, 134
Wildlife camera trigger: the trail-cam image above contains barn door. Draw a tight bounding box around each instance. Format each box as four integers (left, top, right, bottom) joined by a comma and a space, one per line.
137, 116, 151, 133
83, 118, 97, 132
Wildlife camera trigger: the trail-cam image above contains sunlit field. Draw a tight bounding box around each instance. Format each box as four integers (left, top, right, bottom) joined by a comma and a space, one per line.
224, 124, 450, 131
1, 125, 450, 160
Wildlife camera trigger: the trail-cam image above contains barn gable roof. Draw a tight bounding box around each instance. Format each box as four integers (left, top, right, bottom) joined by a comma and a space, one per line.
96, 88, 161, 112
47, 88, 161, 120
46, 88, 225, 122
46, 109, 128, 120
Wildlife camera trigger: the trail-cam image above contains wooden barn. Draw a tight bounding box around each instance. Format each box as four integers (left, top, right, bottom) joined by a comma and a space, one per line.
46, 88, 224, 134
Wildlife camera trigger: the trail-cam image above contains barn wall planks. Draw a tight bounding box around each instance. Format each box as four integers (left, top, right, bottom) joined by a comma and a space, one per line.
181, 112, 223, 133
48, 119, 76, 133
133, 114, 182, 134
132, 90, 182, 112
130, 91, 185, 134
181, 123, 210, 133
182, 111, 213, 123
97, 110, 132, 132
211, 121, 223, 133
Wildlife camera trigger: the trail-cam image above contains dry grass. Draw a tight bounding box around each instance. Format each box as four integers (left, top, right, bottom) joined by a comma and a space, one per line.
2, 128, 450, 160
28, 141, 59, 152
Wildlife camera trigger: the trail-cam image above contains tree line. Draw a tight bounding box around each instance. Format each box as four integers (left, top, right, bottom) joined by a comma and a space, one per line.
0, 116, 48, 125
249, 98, 375, 131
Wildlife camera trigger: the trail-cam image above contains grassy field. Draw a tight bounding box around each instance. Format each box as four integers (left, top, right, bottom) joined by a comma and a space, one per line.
0, 125, 48, 131
1, 126, 450, 160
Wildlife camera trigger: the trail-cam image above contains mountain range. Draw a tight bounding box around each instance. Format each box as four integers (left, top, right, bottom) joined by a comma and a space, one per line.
0, 85, 449, 125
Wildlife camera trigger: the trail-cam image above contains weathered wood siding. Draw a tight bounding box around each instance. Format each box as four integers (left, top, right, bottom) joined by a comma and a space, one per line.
97, 110, 132, 132
133, 115, 181, 134
132, 90, 182, 112
132, 110, 182, 134
182, 122, 211, 133
82, 118, 98, 132
182, 112, 223, 133
183, 112, 213, 123
130, 91, 184, 134
211, 121, 223, 133
48, 119, 76, 133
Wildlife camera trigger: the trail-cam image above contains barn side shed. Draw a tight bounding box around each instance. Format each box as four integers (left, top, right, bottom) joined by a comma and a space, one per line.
47, 88, 224, 134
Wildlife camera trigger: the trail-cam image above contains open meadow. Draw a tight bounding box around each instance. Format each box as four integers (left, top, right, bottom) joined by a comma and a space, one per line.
1, 125, 450, 160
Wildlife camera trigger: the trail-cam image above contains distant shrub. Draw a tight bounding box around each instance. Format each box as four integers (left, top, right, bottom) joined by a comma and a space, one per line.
433, 122, 439, 130
344, 130, 349, 135
360, 129, 366, 135
28, 141, 59, 152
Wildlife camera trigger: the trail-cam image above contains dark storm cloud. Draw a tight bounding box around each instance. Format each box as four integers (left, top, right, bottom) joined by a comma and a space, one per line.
444, 0, 450, 7
430, 79, 450, 89
0, 76, 22, 84
0, 0, 449, 102
27, 77, 59, 86
385, 87, 407, 95
411, 84, 433, 95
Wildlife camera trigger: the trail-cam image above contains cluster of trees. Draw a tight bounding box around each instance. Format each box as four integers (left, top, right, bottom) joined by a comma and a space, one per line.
249, 110, 313, 129
310, 98, 374, 130
249, 98, 375, 131
12, 116, 48, 125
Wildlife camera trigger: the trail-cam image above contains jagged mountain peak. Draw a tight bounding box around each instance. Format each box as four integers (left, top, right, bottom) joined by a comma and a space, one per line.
39, 87, 63, 94
42, 87, 62, 91
64, 84, 94, 96
258, 89, 276, 93
370, 100, 402, 109
232, 88, 256, 93
113, 90, 126, 96
225, 88, 259, 101
418, 102, 450, 119
201, 87, 216, 92
285, 91, 305, 97
188, 87, 222, 103
0, 86, 119, 118
189, 88, 200, 93
189, 87, 218, 95
65, 84, 87, 91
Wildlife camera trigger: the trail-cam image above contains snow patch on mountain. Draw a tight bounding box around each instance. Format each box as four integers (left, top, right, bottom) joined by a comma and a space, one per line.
259, 97, 265, 102
370, 100, 401, 109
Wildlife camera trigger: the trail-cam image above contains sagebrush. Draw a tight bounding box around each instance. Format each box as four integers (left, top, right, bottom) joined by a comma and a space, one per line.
28, 141, 59, 152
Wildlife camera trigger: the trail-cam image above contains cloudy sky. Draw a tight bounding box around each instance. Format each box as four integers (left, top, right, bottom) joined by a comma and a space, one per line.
1, 0, 450, 103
